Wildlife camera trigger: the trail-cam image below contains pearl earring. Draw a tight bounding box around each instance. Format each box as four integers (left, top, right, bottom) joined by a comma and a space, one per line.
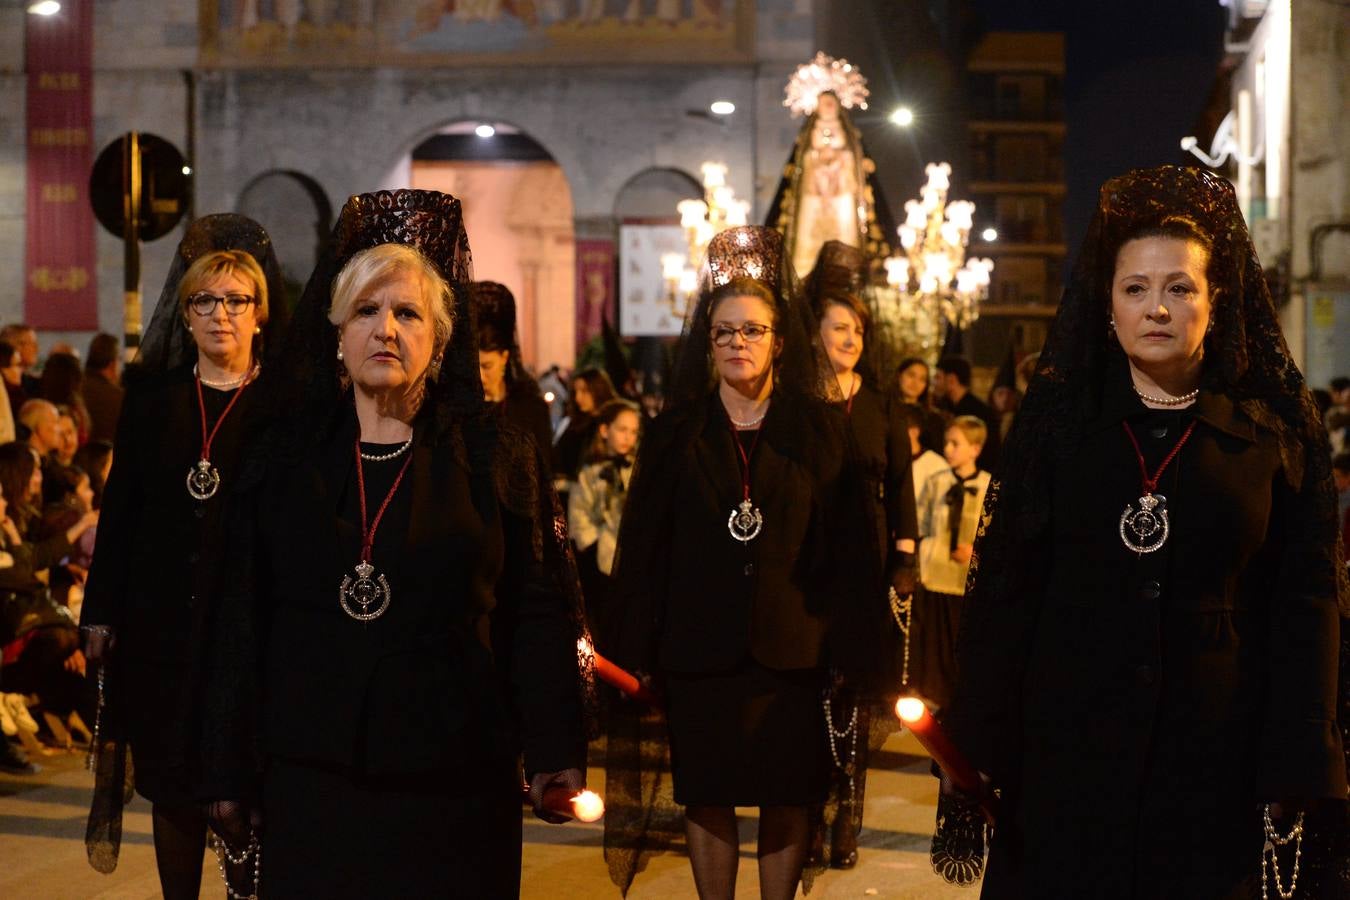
336, 347, 344, 361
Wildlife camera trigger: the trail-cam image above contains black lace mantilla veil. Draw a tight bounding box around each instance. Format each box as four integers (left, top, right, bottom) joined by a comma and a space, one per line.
469, 280, 546, 400
938, 166, 1350, 885
805, 238, 902, 389
130, 213, 289, 385
84, 213, 286, 874
198, 190, 597, 810
602, 226, 882, 895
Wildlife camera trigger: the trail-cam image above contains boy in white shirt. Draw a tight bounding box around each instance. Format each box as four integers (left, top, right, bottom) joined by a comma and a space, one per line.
912, 415, 991, 708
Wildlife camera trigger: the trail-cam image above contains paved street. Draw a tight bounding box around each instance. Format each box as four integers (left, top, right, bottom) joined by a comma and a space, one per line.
1, 731, 975, 898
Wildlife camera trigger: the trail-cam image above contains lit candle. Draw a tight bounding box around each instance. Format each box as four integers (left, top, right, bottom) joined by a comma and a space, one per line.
524, 785, 607, 823
895, 696, 996, 822
592, 650, 663, 707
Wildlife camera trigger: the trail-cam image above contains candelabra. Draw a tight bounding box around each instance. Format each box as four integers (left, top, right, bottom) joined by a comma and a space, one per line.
884, 162, 992, 361
661, 162, 750, 316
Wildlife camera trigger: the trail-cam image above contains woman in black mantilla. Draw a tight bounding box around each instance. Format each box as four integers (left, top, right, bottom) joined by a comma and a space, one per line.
606, 226, 884, 899
80, 214, 285, 895
202, 190, 593, 899
469, 279, 554, 456
806, 239, 918, 871
935, 166, 1348, 897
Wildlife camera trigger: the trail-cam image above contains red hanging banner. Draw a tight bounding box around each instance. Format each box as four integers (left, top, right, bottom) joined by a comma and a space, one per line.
25, 1, 97, 329
575, 239, 616, 350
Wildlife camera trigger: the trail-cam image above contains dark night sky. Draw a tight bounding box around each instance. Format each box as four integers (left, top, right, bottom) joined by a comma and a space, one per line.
970, 0, 1228, 252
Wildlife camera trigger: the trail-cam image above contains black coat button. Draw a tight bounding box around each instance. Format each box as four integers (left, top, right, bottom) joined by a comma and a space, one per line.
1139, 580, 1161, 600
744, 563, 755, 576
194, 506, 206, 519
1134, 665, 1155, 686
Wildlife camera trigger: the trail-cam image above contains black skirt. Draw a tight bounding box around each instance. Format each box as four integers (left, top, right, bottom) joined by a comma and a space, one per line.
665, 660, 828, 807
262, 755, 522, 899
908, 587, 964, 710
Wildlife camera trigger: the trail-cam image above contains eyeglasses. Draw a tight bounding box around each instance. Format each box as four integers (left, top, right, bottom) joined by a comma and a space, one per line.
187, 291, 256, 317
710, 323, 774, 347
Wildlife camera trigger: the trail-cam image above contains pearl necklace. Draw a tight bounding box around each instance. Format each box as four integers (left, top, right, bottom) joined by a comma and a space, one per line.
727, 409, 767, 429
194, 363, 258, 390
359, 437, 413, 462
1132, 384, 1199, 407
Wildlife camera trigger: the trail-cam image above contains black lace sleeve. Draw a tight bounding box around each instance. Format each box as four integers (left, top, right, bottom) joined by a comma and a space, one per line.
491, 423, 596, 775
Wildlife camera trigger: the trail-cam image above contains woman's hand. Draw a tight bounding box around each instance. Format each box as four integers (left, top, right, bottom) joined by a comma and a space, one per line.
951, 544, 973, 565
0, 516, 21, 546
65, 509, 99, 545
938, 766, 992, 802
1267, 800, 1307, 824
528, 767, 587, 824
63, 648, 87, 676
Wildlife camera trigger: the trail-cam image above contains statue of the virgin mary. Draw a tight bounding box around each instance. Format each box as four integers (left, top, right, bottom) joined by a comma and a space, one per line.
766, 53, 897, 279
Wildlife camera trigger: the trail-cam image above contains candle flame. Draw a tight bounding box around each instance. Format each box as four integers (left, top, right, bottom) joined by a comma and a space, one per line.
895, 696, 927, 723
570, 790, 605, 823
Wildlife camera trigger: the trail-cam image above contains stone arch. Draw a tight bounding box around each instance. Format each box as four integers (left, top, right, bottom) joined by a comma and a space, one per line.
613, 167, 703, 221
404, 120, 577, 370
235, 168, 333, 301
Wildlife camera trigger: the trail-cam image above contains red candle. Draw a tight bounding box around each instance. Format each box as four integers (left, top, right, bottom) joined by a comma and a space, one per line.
895, 696, 996, 823
524, 784, 606, 823
591, 650, 662, 707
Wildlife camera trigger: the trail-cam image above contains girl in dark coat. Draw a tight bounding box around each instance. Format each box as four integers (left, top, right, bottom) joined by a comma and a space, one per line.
935, 166, 1347, 897
79, 214, 286, 895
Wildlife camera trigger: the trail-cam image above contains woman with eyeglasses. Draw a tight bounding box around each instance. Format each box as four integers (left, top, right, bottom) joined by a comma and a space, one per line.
80, 216, 285, 898
606, 226, 885, 899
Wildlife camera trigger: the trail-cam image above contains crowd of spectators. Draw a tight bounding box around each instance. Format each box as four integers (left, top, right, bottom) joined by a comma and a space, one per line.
0, 324, 121, 775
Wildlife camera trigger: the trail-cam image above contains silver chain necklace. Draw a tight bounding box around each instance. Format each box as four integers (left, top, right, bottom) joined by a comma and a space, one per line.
359, 437, 413, 462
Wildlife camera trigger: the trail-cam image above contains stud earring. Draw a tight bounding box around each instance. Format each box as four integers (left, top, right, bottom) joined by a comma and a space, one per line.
336, 347, 344, 361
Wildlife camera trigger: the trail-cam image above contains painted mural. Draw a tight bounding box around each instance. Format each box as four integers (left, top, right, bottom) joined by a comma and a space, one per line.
202, 1, 748, 65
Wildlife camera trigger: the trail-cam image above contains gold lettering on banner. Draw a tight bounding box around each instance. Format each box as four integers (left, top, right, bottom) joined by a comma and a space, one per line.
41, 183, 78, 203
28, 266, 90, 293
30, 128, 89, 147
37, 72, 81, 90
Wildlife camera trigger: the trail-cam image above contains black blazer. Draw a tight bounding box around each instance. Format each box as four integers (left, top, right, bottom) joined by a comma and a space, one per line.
253, 412, 585, 780
615, 393, 883, 676
843, 384, 918, 560
83, 368, 260, 664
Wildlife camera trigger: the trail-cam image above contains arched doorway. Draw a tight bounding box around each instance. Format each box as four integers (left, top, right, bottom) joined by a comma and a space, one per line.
410, 122, 575, 371
236, 169, 332, 306
612, 167, 702, 397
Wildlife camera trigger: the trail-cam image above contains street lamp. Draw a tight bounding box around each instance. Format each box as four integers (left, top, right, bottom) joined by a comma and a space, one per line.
885, 162, 992, 361
28, 1, 61, 14
890, 106, 915, 127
